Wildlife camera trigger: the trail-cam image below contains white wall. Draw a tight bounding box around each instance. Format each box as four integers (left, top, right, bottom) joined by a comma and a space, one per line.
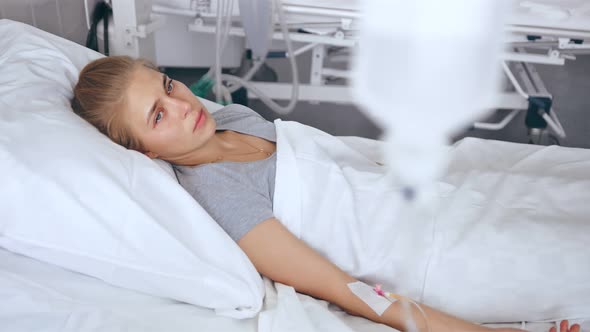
0, 0, 89, 45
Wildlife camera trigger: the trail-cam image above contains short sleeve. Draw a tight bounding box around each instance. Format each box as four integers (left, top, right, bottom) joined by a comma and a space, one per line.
176, 167, 275, 242
212, 104, 277, 143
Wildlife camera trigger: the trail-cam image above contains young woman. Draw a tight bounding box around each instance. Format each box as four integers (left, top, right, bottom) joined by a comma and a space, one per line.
71, 56, 583, 332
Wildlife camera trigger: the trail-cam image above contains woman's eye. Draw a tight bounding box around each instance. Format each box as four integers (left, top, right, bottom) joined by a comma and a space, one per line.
155, 110, 163, 124
167, 80, 174, 94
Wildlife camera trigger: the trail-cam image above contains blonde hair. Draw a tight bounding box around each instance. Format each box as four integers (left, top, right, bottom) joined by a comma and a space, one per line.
72, 56, 158, 152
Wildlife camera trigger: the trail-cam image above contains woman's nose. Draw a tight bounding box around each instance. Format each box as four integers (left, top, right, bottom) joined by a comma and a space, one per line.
165, 97, 192, 118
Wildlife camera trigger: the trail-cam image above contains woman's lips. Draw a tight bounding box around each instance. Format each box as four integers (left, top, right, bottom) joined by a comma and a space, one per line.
193, 110, 205, 132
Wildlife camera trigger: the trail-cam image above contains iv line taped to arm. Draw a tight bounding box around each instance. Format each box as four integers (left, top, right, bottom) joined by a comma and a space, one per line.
347, 281, 431, 332
347, 281, 395, 316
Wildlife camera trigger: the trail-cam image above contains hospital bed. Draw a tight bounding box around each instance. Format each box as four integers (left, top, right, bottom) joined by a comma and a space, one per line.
1, 19, 590, 332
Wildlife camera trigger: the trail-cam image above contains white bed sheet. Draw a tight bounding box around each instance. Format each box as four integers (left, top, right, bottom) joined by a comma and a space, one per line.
0, 244, 392, 332
0, 247, 255, 332
2, 230, 589, 332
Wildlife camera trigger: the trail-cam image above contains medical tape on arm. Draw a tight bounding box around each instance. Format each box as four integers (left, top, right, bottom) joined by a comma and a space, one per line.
347, 281, 396, 316
347, 281, 431, 332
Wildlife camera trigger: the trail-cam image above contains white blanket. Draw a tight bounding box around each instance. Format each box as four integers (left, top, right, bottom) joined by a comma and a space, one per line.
2, 241, 588, 332
272, 119, 590, 324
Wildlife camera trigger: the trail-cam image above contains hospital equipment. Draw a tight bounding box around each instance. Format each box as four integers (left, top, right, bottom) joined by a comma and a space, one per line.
352, 0, 508, 200
89, 1, 590, 109
84, 0, 589, 200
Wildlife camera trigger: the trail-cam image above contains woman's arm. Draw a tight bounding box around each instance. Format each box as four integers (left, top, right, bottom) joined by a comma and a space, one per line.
238, 218, 494, 332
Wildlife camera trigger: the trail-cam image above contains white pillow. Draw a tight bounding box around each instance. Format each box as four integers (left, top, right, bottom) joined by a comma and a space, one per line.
0, 19, 263, 318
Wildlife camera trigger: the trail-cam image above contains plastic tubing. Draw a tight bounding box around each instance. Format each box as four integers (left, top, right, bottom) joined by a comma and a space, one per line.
206, 0, 233, 103
221, 0, 299, 114
213, 0, 223, 103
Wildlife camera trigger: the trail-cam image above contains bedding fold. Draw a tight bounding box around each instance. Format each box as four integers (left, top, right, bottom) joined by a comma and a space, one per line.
272, 119, 590, 323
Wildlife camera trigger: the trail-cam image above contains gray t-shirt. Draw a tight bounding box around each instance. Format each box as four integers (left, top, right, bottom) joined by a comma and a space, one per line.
173, 104, 277, 241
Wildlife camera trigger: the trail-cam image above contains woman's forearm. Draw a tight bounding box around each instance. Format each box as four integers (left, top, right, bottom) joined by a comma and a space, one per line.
334, 284, 490, 332
238, 220, 511, 332
380, 299, 488, 332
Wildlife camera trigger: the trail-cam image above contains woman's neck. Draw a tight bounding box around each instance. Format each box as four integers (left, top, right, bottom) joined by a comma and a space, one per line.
172, 131, 242, 166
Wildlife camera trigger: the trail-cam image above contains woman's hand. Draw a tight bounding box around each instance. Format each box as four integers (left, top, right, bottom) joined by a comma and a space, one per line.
549, 320, 581, 332
493, 320, 581, 332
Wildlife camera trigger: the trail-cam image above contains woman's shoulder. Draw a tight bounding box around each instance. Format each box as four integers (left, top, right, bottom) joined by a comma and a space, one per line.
211, 104, 267, 123
212, 104, 276, 142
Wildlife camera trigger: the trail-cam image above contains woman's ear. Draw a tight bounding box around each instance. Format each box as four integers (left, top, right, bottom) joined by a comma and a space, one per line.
145, 151, 159, 159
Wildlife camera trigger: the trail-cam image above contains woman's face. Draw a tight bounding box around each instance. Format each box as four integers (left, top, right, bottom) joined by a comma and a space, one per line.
123, 65, 216, 160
